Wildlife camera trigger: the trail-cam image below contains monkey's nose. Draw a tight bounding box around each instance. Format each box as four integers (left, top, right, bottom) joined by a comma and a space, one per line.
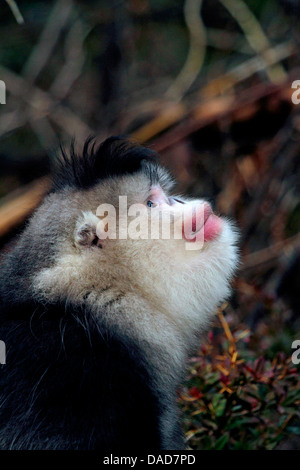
183, 202, 222, 243
203, 214, 223, 242
190, 202, 212, 233
182, 202, 211, 240
203, 203, 213, 224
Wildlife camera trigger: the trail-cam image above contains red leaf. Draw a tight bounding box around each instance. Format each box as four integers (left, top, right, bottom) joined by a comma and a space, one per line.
189, 386, 203, 399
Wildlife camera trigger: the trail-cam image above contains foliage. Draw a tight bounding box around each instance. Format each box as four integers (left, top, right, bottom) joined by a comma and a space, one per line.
179, 308, 300, 450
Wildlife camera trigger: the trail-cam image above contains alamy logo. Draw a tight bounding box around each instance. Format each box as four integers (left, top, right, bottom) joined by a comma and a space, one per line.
291, 80, 300, 105
0, 341, 6, 365
95, 197, 210, 251
291, 340, 300, 365
0, 80, 6, 104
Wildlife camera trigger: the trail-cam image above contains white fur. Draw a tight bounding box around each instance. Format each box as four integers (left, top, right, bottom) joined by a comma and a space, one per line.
33, 187, 238, 379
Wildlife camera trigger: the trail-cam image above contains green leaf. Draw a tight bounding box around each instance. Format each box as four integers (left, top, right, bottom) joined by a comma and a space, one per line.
212, 394, 227, 416
214, 433, 229, 450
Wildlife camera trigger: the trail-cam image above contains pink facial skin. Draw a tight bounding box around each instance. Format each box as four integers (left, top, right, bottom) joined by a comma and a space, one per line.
182, 203, 223, 243
203, 214, 223, 241
149, 187, 169, 205
148, 186, 223, 244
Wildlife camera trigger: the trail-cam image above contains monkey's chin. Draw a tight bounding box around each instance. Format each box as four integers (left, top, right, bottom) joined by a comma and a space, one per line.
184, 214, 223, 243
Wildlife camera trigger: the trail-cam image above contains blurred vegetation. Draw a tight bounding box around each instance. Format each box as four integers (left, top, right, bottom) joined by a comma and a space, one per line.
0, 0, 299, 450
179, 307, 300, 449
0, 0, 296, 168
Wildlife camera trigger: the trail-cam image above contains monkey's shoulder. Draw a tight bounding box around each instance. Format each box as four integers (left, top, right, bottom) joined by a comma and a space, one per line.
0, 301, 177, 450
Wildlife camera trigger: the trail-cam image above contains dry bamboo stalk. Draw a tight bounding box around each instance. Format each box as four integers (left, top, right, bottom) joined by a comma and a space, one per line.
241, 234, 300, 270
0, 75, 296, 240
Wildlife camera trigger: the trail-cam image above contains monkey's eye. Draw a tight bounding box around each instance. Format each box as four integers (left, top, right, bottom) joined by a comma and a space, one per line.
147, 200, 156, 208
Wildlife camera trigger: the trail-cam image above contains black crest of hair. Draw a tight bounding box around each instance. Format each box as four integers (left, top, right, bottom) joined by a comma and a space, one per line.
52, 135, 159, 191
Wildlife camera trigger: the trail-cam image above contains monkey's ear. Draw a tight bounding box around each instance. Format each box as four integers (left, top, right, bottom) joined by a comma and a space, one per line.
75, 212, 103, 248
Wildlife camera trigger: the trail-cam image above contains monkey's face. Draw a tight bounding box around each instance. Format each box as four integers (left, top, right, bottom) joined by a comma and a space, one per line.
74, 167, 234, 263
32, 138, 238, 333
69, 167, 237, 306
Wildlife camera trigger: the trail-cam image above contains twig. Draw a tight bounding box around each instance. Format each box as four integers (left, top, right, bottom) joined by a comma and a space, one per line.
242, 234, 300, 270
165, 0, 207, 101
0, 65, 93, 142
49, 19, 89, 100
201, 40, 293, 98
132, 103, 185, 143
219, 0, 286, 83
153, 76, 294, 153
28, 116, 59, 154
218, 307, 235, 346
133, 42, 295, 147
22, 0, 74, 81
217, 304, 238, 358
0, 1, 76, 146
5, 0, 24, 24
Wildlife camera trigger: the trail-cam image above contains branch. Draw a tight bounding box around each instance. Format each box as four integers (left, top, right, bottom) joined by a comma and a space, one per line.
219, 0, 287, 83
242, 235, 300, 271
133, 42, 295, 146
0, 65, 93, 142
50, 19, 89, 100
5, 0, 24, 24
0, 178, 50, 238
22, 0, 74, 81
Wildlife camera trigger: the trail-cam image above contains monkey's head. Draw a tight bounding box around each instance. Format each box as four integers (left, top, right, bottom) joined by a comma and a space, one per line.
8, 137, 238, 343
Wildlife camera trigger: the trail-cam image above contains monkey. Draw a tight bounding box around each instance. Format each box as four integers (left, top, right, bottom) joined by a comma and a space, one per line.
0, 136, 238, 450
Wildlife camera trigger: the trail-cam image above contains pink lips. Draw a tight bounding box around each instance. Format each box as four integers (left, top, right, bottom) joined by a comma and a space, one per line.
183, 203, 223, 243
203, 213, 223, 241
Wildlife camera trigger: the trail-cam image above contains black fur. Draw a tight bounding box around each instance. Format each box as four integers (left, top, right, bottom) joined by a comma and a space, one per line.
0, 301, 182, 449
53, 136, 159, 191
